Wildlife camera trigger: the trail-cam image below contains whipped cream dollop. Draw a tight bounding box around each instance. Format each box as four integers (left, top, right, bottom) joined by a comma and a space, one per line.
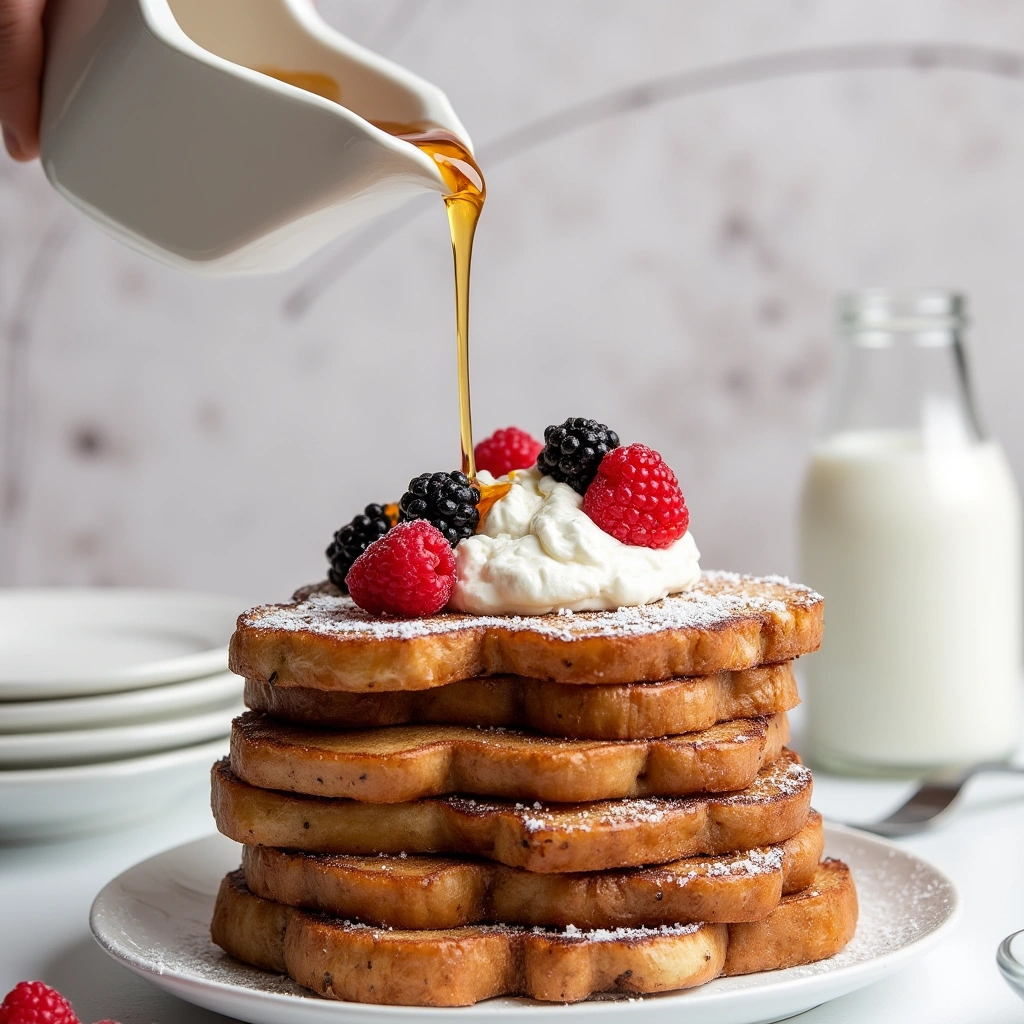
448, 467, 701, 615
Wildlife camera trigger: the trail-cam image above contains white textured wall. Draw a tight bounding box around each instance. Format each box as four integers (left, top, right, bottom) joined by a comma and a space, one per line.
2, 0, 1024, 602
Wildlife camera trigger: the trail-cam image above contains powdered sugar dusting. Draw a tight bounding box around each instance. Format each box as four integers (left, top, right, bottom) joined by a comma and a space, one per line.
241, 571, 821, 643
450, 795, 684, 833
644, 845, 785, 888
699, 846, 784, 878
540, 922, 704, 943
443, 791, 695, 833
274, 837, 792, 885
718, 755, 812, 805
519, 796, 678, 834
436, 755, 808, 833
295, 915, 707, 945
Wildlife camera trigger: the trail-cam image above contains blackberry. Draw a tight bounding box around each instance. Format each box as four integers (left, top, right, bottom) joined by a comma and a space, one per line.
326, 504, 396, 592
536, 417, 620, 494
399, 470, 480, 546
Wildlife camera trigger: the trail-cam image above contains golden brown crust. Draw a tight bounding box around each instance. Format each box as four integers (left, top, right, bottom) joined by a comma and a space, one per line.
723, 859, 859, 975
243, 663, 800, 740
229, 711, 789, 803
211, 859, 857, 1005
229, 573, 823, 690
212, 871, 725, 1005
240, 812, 824, 930
211, 872, 290, 974
211, 750, 813, 873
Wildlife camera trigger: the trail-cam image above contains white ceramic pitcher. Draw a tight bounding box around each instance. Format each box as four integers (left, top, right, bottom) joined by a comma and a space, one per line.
40, 0, 471, 274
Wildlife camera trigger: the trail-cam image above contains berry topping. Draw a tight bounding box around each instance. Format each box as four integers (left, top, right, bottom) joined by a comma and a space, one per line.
537, 417, 620, 494
582, 443, 690, 549
346, 520, 457, 617
399, 471, 480, 546
0, 981, 79, 1024
326, 504, 399, 593
474, 427, 544, 478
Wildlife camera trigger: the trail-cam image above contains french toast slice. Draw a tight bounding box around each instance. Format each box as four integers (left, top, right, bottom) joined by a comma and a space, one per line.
230, 572, 823, 690
723, 858, 860, 976
230, 711, 789, 803
211, 749, 812, 872
240, 811, 823, 930
210, 860, 857, 1005
244, 662, 799, 740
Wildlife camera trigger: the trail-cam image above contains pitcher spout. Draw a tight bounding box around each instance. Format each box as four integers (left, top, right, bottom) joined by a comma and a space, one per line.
40, 0, 472, 274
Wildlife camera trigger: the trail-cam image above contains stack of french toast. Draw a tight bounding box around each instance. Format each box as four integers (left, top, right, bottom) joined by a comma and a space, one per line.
209, 572, 857, 1006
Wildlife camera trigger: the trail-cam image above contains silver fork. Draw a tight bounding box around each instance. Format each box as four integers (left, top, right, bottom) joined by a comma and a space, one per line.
842, 762, 1024, 837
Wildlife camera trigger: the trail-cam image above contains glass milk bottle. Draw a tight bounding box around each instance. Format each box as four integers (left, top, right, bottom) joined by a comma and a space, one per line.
800, 289, 1022, 775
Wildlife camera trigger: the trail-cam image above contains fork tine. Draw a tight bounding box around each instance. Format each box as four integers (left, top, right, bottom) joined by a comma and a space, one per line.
864, 783, 963, 836
846, 762, 1024, 837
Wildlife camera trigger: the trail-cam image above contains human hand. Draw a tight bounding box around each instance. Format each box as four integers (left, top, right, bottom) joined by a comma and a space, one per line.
0, 0, 45, 160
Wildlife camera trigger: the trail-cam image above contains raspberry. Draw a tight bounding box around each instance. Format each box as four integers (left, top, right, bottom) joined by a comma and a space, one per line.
474, 427, 543, 478
346, 519, 457, 617
0, 982, 79, 1024
536, 417, 619, 494
582, 443, 690, 549
326, 503, 398, 593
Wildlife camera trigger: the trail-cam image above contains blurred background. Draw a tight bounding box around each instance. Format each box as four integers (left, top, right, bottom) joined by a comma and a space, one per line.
2, 0, 1024, 601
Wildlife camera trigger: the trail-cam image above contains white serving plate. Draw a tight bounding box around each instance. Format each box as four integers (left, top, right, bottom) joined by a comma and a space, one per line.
91, 825, 959, 1024
0, 589, 240, 699
0, 701, 242, 768
0, 671, 243, 734
0, 737, 227, 841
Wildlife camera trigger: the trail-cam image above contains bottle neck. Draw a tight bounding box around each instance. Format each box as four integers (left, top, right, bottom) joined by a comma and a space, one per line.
823, 318, 985, 447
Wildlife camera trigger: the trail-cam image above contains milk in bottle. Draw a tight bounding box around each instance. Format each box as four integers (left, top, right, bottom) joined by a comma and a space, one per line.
800, 290, 1022, 774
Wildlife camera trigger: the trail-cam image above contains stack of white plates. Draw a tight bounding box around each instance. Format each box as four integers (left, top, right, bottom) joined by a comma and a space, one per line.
0, 589, 244, 841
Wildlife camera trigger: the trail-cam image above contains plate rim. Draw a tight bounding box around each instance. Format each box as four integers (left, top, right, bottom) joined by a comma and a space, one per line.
0, 734, 229, 784
0, 588, 241, 697
0, 671, 242, 733
89, 823, 961, 1022
0, 702, 241, 768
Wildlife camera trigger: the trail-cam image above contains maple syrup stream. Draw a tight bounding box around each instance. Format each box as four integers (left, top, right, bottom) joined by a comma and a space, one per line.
257, 68, 485, 480
373, 124, 485, 480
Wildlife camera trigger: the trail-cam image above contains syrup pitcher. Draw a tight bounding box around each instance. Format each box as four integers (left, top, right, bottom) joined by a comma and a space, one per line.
40, 0, 471, 273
